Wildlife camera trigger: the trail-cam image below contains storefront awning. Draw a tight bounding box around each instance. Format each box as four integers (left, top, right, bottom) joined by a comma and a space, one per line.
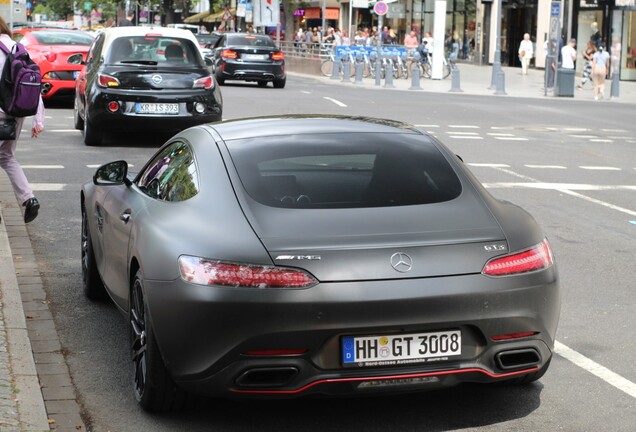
183, 11, 211, 23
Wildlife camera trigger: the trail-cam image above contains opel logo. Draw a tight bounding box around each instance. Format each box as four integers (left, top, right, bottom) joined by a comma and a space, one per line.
390, 252, 413, 273
151, 74, 163, 84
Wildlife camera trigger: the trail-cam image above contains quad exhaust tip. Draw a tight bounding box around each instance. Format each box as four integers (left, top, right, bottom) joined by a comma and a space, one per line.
495, 348, 541, 370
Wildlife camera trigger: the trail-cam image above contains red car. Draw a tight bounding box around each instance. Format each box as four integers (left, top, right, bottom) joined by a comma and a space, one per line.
13, 28, 94, 100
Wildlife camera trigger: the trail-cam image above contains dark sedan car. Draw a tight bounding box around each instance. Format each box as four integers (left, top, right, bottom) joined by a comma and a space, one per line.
211, 33, 285, 88
81, 116, 560, 412
73, 27, 223, 146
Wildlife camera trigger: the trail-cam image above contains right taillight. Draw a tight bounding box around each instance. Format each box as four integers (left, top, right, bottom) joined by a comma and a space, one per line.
482, 239, 554, 276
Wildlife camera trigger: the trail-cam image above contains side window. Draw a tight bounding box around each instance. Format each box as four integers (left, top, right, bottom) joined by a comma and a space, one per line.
86, 33, 104, 63
12, 34, 25, 43
136, 141, 199, 202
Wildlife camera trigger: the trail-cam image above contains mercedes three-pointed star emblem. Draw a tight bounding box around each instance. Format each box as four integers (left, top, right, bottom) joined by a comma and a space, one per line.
390, 252, 413, 273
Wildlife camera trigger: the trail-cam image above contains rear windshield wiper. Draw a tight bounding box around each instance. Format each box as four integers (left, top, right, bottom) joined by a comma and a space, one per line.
118, 60, 159, 65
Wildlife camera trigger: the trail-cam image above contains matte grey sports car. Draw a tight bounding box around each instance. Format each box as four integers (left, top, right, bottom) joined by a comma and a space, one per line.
81, 115, 560, 412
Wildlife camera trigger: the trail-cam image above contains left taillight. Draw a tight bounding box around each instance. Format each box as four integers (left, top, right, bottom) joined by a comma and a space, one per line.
482, 239, 554, 277
178, 256, 317, 288
193, 76, 214, 89
271, 51, 284, 61
221, 49, 238, 59
97, 73, 120, 88
44, 51, 57, 62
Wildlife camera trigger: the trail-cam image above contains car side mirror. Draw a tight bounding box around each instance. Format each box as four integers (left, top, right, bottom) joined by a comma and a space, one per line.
93, 161, 130, 186
204, 57, 214, 66
68, 53, 85, 65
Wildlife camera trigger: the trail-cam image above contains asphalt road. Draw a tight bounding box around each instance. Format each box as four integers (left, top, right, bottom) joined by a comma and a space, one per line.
19, 75, 636, 431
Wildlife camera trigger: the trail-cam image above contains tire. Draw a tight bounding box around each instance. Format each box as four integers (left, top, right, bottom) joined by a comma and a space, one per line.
442, 64, 452, 79
215, 70, 225, 85
131, 269, 190, 412
422, 62, 432, 79
81, 204, 106, 301
257, 80, 268, 87
73, 97, 84, 130
273, 77, 286, 89
362, 63, 371, 78
83, 110, 101, 146
320, 60, 333, 77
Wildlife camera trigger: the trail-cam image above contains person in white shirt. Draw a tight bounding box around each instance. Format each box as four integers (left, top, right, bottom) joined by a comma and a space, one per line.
518, 33, 534, 75
561, 38, 577, 69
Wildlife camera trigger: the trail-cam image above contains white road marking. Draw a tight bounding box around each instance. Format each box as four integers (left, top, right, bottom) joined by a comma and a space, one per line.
468, 163, 510, 168
487, 133, 515, 137
579, 166, 621, 171
600, 128, 627, 133
489, 166, 636, 218
48, 129, 80, 133
608, 136, 631, 140
445, 131, 479, 135
490, 126, 514, 130
323, 97, 347, 107
449, 125, 480, 129
448, 136, 483, 140
524, 165, 567, 169
300, 90, 311, 94
589, 139, 614, 143
555, 341, 636, 399
494, 137, 529, 141
570, 135, 598, 139
484, 182, 636, 191
21, 165, 65, 169
414, 124, 440, 128
31, 184, 68, 191
564, 128, 590, 132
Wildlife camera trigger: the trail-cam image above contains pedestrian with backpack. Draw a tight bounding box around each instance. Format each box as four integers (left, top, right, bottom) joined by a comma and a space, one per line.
0, 16, 45, 224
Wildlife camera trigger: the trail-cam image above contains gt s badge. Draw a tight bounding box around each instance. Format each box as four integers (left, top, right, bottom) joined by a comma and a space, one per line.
276, 255, 322, 261
484, 244, 507, 252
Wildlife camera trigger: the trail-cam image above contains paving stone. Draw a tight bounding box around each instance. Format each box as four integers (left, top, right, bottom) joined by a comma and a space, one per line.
42, 386, 76, 400
34, 352, 65, 364
39, 374, 73, 389
44, 399, 82, 415
35, 363, 68, 375
30, 339, 62, 353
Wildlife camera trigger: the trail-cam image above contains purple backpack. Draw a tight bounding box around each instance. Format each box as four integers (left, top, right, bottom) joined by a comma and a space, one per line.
0, 41, 41, 117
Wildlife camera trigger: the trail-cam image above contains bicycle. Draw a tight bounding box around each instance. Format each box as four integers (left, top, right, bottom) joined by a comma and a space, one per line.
320, 48, 355, 78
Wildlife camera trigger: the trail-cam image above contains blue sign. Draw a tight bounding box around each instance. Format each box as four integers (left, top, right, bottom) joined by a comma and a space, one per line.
551, 2, 561, 17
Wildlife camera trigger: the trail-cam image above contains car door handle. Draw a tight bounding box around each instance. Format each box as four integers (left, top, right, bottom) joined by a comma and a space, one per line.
120, 211, 131, 223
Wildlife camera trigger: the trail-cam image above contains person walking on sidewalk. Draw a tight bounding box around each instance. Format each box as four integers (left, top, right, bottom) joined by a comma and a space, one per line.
0, 16, 44, 224
592, 44, 610, 101
518, 33, 534, 75
561, 38, 577, 70
578, 40, 596, 89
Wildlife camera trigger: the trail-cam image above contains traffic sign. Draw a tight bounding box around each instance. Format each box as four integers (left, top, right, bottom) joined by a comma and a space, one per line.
221, 8, 234, 21
373, 1, 388, 16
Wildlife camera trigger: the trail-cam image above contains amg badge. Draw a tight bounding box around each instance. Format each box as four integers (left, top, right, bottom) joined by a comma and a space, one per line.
275, 255, 322, 261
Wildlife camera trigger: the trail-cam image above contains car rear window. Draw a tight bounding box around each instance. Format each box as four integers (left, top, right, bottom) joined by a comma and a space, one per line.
106, 36, 202, 66
225, 133, 462, 208
31, 31, 94, 45
227, 35, 275, 47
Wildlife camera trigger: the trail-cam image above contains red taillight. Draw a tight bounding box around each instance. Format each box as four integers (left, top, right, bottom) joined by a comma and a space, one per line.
221, 49, 238, 59
97, 74, 120, 88
156, 50, 165, 55
106, 101, 120, 112
271, 51, 284, 61
482, 239, 554, 276
193, 76, 214, 89
491, 332, 539, 341
44, 51, 57, 62
178, 256, 317, 288
243, 349, 308, 356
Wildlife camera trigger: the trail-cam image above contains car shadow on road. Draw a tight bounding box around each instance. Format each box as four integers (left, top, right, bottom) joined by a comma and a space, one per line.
161, 382, 543, 431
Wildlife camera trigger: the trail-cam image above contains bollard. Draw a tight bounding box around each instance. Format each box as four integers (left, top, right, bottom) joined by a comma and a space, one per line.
331, 57, 341, 80
409, 62, 422, 90
342, 56, 351, 82
449, 66, 463, 92
494, 68, 507, 95
611, 71, 620, 99
374, 56, 382, 86
354, 57, 364, 85
384, 62, 395, 88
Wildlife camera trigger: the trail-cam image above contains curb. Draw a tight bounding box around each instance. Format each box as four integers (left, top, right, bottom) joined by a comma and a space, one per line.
0, 171, 88, 432
0, 201, 49, 431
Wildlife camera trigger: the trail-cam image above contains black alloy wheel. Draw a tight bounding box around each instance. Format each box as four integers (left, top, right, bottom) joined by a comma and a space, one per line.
73, 96, 84, 130
81, 205, 106, 300
131, 269, 189, 412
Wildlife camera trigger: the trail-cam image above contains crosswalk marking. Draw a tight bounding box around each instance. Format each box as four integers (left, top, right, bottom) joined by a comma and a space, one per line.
579, 166, 621, 171
494, 137, 529, 141
445, 131, 479, 135
449, 125, 480, 129
524, 165, 567, 169
448, 135, 483, 140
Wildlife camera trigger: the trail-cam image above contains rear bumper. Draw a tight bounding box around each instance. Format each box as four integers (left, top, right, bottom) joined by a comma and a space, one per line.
219, 60, 285, 82
86, 87, 222, 133
144, 267, 560, 397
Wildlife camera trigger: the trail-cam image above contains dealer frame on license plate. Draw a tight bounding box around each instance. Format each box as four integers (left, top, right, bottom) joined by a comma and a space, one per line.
342, 330, 461, 367
135, 103, 179, 115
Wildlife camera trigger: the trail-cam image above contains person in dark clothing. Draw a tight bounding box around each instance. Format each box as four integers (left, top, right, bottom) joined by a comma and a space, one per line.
119, 12, 135, 27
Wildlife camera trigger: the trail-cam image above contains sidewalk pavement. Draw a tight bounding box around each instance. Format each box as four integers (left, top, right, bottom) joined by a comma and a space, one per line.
290, 62, 636, 104
0, 60, 634, 432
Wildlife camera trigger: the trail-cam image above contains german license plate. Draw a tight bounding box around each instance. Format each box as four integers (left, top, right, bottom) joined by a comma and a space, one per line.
342, 330, 461, 367
73, 71, 79, 79
135, 103, 179, 115
242, 53, 268, 61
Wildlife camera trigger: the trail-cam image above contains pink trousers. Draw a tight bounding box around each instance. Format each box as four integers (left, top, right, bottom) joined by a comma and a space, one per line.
0, 115, 34, 205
